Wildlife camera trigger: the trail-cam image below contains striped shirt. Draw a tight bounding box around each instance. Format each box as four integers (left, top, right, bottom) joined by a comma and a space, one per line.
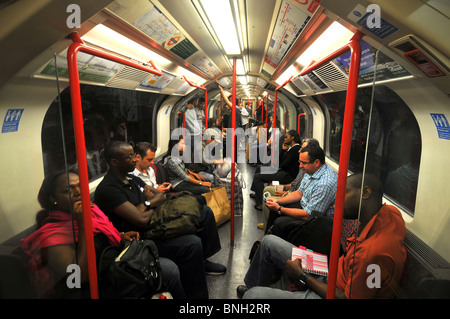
298, 163, 338, 217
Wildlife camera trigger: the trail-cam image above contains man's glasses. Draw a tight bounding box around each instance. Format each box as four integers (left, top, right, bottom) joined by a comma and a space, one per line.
299, 160, 312, 165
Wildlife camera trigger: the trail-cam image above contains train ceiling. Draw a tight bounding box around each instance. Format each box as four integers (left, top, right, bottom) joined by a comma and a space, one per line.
93, 0, 328, 99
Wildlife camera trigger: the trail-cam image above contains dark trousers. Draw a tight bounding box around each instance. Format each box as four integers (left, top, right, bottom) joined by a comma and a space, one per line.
265, 201, 303, 233
251, 166, 294, 205
153, 205, 220, 298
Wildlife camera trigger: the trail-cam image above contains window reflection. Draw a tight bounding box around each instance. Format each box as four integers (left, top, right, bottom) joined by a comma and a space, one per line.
318, 85, 421, 214
42, 85, 162, 181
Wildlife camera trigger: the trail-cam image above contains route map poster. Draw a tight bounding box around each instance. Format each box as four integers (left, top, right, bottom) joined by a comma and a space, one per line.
132, 6, 198, 60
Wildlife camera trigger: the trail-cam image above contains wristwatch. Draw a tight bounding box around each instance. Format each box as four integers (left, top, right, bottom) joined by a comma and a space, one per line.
144, 200, 151, 208
199, 181, 202, 186
277, 205, 283, 215
298, 272, 310, 288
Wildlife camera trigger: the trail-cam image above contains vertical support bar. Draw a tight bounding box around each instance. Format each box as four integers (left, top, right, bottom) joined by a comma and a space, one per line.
326, 35, 362, 299
297, 113, 305, 135
66, 32, 162, 299
230, 58, 237, 244
67, 38, 99, 300
284, 110, 289, 136
204, 90, 208, 129
178, 111, 185, 140
261, 96, 264, 122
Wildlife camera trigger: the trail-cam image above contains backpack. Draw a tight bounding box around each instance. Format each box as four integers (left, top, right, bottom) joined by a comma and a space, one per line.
99, 239, 162, 299
145, 191, 204, 239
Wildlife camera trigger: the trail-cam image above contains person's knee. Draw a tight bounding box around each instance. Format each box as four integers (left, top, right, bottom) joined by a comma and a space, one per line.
160, 257, 180, 280
243, 287, 273, 299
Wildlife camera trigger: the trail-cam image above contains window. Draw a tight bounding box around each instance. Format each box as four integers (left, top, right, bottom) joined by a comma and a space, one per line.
42, 84, 163, 181
317, 85, 421, 214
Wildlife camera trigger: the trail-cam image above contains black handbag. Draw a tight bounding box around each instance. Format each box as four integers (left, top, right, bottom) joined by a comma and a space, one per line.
99, 239, 163, 299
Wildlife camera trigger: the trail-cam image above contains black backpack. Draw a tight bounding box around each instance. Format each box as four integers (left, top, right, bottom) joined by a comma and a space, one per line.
99, 239, 162, 299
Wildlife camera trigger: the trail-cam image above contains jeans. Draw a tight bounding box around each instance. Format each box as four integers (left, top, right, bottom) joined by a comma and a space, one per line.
152, 205, 221, 299
159, 257, 185, 298
243, 235, 324, 299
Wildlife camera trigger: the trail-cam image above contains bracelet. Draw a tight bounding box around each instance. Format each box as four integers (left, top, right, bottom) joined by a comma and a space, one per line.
298, 272, 310, 287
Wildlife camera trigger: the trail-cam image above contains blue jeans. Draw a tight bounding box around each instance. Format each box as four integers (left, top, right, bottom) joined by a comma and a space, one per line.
243, 235, 324, 299
159, 257, 185, 298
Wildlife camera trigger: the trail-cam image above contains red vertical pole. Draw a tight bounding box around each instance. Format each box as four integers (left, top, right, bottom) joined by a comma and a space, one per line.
273, 76, 293, 163
230, 58, 237, 244
325, 33, 362, 299
297, 113, 305, 135
261, 97, 264, 122
284, 110, 289, 136
67, 35, 99, 299
178, 111, 185, 140
66, 32, 162, 299
204, 90, 208, 129
296, 30, 364, 298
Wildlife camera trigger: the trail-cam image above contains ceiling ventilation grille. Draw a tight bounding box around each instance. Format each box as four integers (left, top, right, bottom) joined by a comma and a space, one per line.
107, 65, 151, 90
313, 62, 348, 91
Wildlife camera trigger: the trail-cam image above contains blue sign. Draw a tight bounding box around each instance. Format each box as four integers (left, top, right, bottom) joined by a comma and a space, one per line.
2, 109, 24, 133
430, 113, 450, 140
357, 12, 398, 39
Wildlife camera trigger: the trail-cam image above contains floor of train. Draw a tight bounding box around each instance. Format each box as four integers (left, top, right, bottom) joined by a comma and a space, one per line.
205, 162, 264, 299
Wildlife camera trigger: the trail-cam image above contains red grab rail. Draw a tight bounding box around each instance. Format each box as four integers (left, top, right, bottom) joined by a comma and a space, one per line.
183, 75, 208, 129
273, 75, 293, 163
230, 57, 237, 244
297, 30, 364, 299
67, 32, 162, 299
297, 113, 305, 135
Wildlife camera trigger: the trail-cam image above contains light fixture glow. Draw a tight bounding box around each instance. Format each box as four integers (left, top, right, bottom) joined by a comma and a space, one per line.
275, 21, 353, 84
230, 58, 246, 75
238, 76, 247, 85
199, 0, 241, 55
296, 21, 353, 67
81, 24, 206, 85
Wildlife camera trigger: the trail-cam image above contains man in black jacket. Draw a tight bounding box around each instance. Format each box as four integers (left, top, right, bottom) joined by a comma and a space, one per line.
250, 130, 301, 210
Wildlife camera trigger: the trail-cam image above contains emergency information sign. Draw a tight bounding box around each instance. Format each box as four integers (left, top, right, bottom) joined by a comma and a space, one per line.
2, 108, 24, 133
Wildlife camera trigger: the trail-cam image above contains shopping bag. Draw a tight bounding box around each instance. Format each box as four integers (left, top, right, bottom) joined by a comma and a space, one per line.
202, 187, 231, 226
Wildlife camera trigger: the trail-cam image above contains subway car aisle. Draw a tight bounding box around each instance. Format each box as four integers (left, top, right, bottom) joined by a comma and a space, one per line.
206, 163, 264, 299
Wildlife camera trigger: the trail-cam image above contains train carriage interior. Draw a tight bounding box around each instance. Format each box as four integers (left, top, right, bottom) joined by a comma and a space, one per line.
0, 0, 449, 301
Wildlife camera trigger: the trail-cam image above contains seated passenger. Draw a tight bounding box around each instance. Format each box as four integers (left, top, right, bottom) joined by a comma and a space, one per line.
264, 144, 338, 233
238, 173, 407, 299
258, 138, 320, 231
162, 137, 212, 195
131, 141, 172, 193
21, 170, 184, 299
250, 130, 302, 210
94, 141, 225, 299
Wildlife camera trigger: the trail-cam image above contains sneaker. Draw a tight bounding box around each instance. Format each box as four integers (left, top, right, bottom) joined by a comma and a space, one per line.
204, 260, 227, 275
257, 223, 264, 230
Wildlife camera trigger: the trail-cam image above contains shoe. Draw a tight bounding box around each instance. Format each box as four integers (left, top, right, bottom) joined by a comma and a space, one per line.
257, 223, 264, 230
254, 204, 262, 211
204, 260, 227, 275
236, 285, 249, 299
249, 193, 256, 199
